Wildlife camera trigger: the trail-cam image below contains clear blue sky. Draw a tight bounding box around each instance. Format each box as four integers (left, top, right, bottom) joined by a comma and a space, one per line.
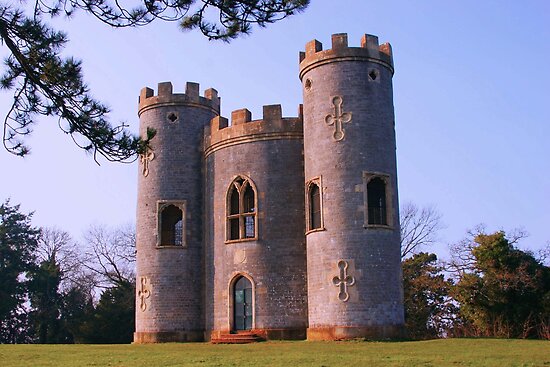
1, 0, 548, 258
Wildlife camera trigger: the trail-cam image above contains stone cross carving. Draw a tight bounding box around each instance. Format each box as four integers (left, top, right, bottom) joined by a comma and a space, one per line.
325, 96, 352, 141
137, 276, 151, 312
140, 148, 155, 177
332, 260, 355, 302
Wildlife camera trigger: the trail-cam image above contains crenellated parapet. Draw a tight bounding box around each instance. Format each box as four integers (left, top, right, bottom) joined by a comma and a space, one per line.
204, 104, 303, 157
299, 33, 393, 80
138, 81, 220, 116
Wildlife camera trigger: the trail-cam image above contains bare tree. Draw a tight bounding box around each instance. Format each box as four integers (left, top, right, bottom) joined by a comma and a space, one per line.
36, 227, 101, 302
446, 225, 529, 277
81, 223, 135, 288
400, 202, 444, 259
446, 224, 486, 276
37, 228, 81, 284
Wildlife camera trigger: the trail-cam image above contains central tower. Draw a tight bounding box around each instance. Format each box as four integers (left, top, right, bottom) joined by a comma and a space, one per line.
300, 33, 404, 340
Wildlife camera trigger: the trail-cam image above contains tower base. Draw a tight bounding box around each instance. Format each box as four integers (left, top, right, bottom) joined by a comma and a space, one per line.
307, 325, 405, 341
133, 331, 204, 343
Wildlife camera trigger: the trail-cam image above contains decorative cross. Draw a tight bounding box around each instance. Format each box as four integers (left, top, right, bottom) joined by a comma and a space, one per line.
332, 260, 355, 302
140, 148, 155, 177
325, 96, 352, 141
137, 276, 151, 312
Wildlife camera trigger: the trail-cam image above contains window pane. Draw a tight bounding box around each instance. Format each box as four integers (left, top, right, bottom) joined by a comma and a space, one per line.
309, 183, 321, 229
161, 205, 183, 245
243, 184, 255, 213
244, 216, 255, 238
229, 187, 240, 215
174, 219, 183, 246
229, 218, 240, 240
235, 289, 244, 305
244, 288, 252, 304
367, 177, 387, 225
235, 276, 251, 291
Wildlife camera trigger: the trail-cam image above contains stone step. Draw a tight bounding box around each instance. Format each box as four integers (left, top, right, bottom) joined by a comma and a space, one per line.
211, 332, 263, 344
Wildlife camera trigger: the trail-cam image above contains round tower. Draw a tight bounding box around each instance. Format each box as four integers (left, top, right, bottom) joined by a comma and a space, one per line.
203, 105, 308, 340
299, 33, 404, 340
134, 81, 220, 343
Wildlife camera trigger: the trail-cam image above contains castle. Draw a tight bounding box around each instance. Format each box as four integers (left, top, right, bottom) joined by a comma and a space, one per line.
134, 33, 404, 343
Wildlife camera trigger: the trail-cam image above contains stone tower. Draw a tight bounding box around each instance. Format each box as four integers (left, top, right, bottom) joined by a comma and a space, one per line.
134, 82, 219, 343
299, 33, 404, 339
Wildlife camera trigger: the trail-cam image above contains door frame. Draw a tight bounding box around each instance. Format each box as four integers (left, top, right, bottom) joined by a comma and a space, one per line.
228, 272, 255, 332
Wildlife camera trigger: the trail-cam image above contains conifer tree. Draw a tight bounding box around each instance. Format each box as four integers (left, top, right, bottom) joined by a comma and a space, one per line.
0, 200, 40, 343
402, 252, 455, 339
0, 1, 309, 161
27, 255, 65, 343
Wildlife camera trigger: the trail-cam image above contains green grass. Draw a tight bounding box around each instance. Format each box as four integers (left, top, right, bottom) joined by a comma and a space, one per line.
0, 339, 548, 367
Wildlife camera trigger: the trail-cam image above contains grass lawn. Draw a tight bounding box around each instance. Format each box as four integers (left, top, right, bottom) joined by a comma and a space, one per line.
0, 339, 548, 367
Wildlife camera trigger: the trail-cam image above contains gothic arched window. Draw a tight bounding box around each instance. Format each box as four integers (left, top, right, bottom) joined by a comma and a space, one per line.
306, 177, 324, 233
363, 173, 392, 227
158, 201, 186, 247
227, 176, 257, 242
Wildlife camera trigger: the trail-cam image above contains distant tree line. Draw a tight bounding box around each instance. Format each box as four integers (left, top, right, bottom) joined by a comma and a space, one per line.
401, 203, 550, 340
1, 199, 549, 343
0, 200, 135, 343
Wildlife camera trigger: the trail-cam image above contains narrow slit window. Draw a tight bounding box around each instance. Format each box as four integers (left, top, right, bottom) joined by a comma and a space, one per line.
306, 178, 323, 233
309, 183, 321, 230
367, 177, 387, 225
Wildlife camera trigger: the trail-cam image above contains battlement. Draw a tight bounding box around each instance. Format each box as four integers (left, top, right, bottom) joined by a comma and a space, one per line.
204, 104, 303, 157
138, 81, 220, 116
299, 33, 393, 79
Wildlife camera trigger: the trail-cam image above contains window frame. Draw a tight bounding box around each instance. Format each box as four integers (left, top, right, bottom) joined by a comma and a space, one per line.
156, 200, 187, 248
363, 172, 393, 229
305, 176, 325, 234
225, 176, 258, 243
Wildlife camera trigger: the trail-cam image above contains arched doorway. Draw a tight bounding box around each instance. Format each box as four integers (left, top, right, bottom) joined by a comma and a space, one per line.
233, 276, 253, 331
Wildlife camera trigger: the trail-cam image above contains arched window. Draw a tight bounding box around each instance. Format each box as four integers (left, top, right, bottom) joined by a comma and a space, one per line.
227, 177, 257, 241
306, 177, 324, 233
157, 201, 186, 247
363, 173, 392, 227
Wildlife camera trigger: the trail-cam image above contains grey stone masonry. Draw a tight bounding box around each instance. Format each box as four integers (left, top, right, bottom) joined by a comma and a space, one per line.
204, 106, 307, 340
134, 32, 404, 343
300, 33, 404, 340
135, 82, 219, 343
